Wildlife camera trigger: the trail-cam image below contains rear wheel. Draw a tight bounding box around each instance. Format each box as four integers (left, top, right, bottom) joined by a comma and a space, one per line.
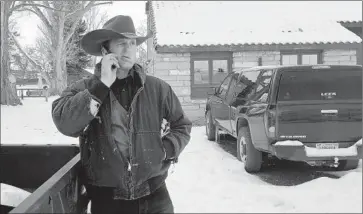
336, 159, 359, 171
205, 110, 216, 141
237, 126, 263, 173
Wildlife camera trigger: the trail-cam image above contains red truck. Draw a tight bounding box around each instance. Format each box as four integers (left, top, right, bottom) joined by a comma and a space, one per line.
205, 65, 362, 173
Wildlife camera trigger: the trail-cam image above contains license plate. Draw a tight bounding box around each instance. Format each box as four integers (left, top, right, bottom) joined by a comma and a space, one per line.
316, 143, 339, 149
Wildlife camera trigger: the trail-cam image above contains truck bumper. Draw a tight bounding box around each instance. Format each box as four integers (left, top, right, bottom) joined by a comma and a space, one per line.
271, 139, 362, 161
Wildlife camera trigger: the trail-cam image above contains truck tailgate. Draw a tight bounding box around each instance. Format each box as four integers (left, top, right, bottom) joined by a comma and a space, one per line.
277, 102, 362, 144
275, 66, 362, 145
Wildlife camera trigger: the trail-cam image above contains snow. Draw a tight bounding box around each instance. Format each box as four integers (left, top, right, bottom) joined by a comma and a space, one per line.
274, 140, 304, 146
0, 183, 31, 207
1, 97, 76, 145
1, 97, 362, 212
152, 1, 362, 46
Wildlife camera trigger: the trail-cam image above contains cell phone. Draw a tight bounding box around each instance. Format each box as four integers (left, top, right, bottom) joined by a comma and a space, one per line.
101, 46, 117, 70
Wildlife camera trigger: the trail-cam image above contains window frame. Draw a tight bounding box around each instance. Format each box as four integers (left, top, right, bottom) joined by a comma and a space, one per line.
216, 74, 233, 99
280, 50, 323, 65
190, 52, 233, 99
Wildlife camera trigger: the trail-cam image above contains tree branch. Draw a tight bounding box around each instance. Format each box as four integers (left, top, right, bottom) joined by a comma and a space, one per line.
11, 2, 71, 13
19, 3, 53, 31
63, 21, 81, 50
63, 1, 111, 46
65, 1, 112, 19
42, 1, 50, 8
10, 32, 52, 86
9, 32, 42, 69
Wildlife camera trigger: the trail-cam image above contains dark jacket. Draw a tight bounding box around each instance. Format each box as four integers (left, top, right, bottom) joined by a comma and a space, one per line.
51, 64, 192, 200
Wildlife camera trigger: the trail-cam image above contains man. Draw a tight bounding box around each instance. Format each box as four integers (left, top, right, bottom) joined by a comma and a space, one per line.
52, 15, 192, 214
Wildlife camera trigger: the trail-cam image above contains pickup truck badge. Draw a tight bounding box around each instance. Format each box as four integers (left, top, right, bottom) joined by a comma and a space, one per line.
280, 135, 307, 139
321, 92, 336, 99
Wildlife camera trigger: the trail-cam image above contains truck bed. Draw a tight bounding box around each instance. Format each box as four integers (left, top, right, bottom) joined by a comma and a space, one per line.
0, 144, 87, 214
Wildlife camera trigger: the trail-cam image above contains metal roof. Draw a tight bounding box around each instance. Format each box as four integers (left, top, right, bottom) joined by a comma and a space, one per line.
150, 1, 362, 48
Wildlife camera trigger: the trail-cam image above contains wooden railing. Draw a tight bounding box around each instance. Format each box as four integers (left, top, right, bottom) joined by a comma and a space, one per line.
9, 154, 88, 213
16, 88, 49, 102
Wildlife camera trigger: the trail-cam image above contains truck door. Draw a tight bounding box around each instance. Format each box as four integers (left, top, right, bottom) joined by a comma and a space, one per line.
213, 74, 233, 132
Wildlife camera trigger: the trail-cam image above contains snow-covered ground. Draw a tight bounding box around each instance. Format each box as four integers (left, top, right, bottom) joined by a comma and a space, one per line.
1, 97, 362, 213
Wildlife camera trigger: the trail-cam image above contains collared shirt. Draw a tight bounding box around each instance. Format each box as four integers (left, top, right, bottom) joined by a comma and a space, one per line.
110, 69, 138, 111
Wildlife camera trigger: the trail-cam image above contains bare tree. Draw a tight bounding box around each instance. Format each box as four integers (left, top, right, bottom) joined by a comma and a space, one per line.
84, 6, 108, 32
84, 6, 109, 67
15, 1, 112, 94
136, 19, 148, 67
1, 1, 22, 105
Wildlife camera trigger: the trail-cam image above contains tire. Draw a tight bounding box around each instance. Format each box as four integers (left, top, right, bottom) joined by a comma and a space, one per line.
205, 110, 216, 141
336, 159, 359, 171
237, 126, 263, 173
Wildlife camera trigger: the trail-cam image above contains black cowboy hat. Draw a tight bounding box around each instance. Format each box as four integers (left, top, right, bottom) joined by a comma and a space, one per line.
81, 15, 152, 56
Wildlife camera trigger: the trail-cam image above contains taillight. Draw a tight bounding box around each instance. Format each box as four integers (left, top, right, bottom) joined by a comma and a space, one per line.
264, 105, 276, 138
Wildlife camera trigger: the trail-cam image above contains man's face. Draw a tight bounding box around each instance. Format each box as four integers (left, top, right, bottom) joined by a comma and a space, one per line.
109, 38, 137, 71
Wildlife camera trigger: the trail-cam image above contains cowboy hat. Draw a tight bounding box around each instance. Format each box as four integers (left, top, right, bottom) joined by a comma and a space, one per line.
81, 15, 151, 56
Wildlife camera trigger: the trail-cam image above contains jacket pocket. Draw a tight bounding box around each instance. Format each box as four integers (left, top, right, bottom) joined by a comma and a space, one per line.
133, 132, 167, 184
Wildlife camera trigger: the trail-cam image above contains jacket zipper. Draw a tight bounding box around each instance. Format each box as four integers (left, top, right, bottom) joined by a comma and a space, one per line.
126, 85, 144, 199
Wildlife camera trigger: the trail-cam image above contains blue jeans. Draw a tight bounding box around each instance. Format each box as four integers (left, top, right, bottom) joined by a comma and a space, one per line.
88, 183, 174, 214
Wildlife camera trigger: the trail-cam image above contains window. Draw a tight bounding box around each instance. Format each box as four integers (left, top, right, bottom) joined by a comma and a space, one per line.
225, 73, 239, 103
281, 50, 322, 65
254, 69, 274, 102
302, 54, 318, 65
191, 52, 232, 99
217, 75, 232, 98
282, 55, 298, 65
230, 69, 274, 106
193, 61, 209, 84
212, 60, 228, 84
277, 68, 362, 101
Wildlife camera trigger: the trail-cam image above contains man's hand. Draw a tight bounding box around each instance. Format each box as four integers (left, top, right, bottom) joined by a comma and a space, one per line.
100, 54, 119, 87
161, 118, 170, 137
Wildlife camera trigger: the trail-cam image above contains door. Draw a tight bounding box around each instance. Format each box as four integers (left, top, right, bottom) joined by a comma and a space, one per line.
212, 74, 233, 131
229, 69, 274, 141
225, 73, 239, 134
229, 70, 261, 134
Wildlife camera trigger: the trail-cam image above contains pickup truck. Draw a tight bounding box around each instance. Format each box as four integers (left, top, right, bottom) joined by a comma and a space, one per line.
205, 65, 362, 173
0, 144, 88, 214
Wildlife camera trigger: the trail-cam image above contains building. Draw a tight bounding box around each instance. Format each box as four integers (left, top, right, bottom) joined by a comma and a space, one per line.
145, 1, 362, 119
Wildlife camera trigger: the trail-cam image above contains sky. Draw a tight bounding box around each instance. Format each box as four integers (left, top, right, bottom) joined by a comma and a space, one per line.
14, 1, 147, 47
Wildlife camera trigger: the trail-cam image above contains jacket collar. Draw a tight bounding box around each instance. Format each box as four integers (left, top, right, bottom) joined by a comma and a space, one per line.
93, 63, 146, 86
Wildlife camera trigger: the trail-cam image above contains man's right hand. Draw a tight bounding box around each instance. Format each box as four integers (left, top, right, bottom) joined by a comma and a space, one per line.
100, 54, 119, 87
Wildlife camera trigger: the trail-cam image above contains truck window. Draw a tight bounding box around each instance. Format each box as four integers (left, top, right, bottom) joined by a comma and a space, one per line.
235, 69, 274, 102
225, 73, 239, 103
217, 75, 233, 98
277, 69, 362, 101
253, 69, 274, 102
235, 71, 259, 100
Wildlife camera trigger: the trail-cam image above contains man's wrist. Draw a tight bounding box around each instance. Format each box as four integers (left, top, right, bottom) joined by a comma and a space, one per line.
88, 77, 110, 103
163, 139, 175, 160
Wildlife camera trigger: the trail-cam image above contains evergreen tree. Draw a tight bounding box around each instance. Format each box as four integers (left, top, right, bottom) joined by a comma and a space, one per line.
65, 19, 91, 74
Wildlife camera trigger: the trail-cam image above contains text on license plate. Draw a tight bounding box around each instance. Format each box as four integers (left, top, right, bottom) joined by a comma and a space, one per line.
316, 143, 339, 149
